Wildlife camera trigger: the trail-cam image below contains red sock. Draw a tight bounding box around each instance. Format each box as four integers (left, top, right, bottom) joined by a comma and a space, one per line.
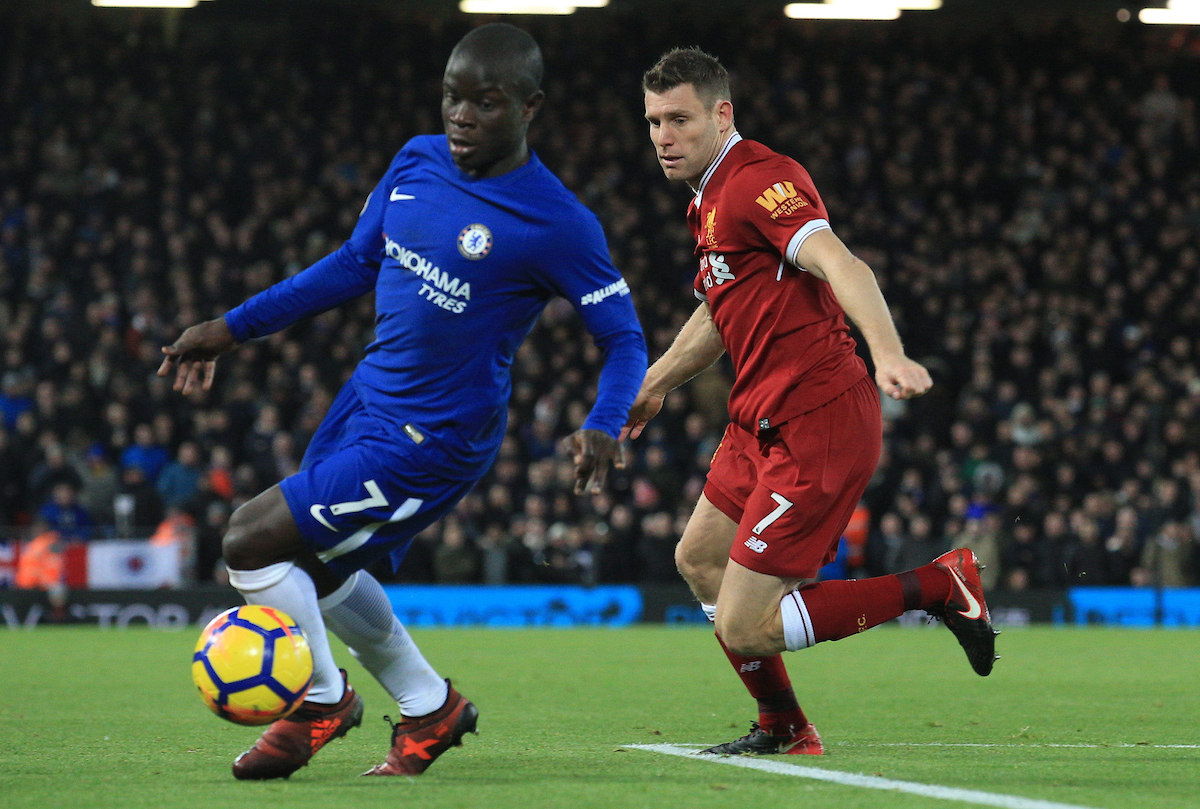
799, 564, 951, 643
716, 632, 808, 735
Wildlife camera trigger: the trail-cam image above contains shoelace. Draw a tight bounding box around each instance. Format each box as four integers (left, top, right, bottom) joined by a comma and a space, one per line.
737, 722, 765, 740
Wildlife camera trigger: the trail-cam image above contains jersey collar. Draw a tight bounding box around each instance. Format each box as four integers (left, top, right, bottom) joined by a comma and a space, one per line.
695, 131, 742, 206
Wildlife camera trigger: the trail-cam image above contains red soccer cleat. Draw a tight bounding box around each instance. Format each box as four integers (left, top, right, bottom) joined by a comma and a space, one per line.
701, 722, 824, 756
232, 670, 364, 780
932, 548, 999, 676
363, 681, 479, 776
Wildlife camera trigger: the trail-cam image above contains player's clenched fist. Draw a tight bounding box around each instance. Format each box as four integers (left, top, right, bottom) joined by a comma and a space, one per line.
158, 316, 239, 395
874, 355, 933, 401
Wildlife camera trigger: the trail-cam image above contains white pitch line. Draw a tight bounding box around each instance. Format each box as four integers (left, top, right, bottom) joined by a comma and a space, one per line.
624, 743, 1105, 809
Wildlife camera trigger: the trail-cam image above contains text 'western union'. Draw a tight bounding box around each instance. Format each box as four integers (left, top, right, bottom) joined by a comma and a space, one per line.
755, 182, 809, 219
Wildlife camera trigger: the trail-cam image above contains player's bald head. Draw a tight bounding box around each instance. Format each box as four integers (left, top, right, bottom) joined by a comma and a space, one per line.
447, 23, 543, 100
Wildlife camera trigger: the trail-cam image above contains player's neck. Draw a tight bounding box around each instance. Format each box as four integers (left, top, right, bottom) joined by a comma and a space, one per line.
467, 143, 532, 180
688, 128, 738, 194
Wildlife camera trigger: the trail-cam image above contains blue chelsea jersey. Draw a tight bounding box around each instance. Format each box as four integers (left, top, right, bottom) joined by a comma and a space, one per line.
225, 135, 646, 478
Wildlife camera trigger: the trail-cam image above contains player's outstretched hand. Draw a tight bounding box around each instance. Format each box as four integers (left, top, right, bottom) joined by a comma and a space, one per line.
874, 354, 933, 401
563, 428, 626, 495
157, 317, 239, 395
618, 388, 665, 441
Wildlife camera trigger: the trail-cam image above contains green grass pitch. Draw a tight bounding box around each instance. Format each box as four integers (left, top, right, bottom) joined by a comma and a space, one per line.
2, 624, 1197, 809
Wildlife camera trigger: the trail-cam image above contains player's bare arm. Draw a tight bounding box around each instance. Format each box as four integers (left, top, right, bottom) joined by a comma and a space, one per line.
157, 316, 239, 395
621, 301, 725, 440
794, 228, 932, 401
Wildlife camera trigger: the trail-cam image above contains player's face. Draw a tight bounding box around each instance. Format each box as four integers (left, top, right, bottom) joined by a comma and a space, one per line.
644, 83, 732, 187
442, 55, 543, 179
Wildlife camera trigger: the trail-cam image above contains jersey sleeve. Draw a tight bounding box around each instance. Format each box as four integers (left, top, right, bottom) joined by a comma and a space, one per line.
224, 172, 388, 341
734, 158, 832, 271
529, 208, 647, 438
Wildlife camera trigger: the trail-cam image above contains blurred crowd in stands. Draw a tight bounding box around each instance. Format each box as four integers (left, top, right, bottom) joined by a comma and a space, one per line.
2, 4, 1199, 591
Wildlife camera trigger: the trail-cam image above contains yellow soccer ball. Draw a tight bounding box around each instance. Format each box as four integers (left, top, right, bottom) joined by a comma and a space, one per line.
192, 605, 314, 726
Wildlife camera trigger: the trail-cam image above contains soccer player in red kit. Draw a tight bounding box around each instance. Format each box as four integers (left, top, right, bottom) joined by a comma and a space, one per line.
624, 48, 998, 755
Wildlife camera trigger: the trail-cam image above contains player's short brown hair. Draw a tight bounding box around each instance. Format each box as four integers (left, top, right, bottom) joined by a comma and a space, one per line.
642, 47, 730, 108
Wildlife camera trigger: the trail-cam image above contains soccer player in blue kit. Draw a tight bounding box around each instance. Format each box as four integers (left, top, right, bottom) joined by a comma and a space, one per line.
159, 24, 646, 780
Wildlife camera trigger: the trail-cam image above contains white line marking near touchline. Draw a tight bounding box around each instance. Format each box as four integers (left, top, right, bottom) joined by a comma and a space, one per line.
624, 743, 1106, 809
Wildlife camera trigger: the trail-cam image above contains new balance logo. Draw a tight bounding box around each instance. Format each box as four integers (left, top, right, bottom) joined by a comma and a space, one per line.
744, 537, 768, 554
739, 661, 761, 673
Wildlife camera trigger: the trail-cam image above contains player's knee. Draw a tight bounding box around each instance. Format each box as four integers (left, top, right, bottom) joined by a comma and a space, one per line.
675, 539, 712, 587
222, 492, 305, 571
674, 540, 696, 581
716, 614, 773, 657
222, 506, 280, 570
717, 625, 760, 657
676, 541, 723, 605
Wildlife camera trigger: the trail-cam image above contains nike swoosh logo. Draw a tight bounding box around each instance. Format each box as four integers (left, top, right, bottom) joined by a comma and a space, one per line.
310, 504, 338, 532
390, 188, 415, 201
946, 565, 983, 620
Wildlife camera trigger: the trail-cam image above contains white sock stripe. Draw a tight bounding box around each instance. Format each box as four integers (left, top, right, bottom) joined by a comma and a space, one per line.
701, 603, 717, 623
780, 592, 798, 650
791, 592, 811, 648
779, 590, 813, 651
795, 591, 815, 647
792, 588, 811, 648
226, 561, 293, 592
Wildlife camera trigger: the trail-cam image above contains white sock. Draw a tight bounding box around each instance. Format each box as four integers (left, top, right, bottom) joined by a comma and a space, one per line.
701, 603, 717, 623
779, 590, 816, 652
320, 570, 448, 718
227, 562, 345, 704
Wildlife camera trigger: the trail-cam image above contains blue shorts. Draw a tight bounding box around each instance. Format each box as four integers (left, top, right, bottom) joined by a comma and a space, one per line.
280, 381, 477, 578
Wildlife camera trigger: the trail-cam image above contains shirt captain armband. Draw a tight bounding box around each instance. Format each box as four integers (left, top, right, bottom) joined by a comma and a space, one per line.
785, 218, 832, 270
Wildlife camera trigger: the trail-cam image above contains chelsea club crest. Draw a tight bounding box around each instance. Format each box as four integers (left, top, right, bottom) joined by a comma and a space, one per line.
457, 223, 493, 260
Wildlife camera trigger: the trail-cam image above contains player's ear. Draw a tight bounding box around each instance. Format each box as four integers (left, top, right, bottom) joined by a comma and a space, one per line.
522, 89, 545, 122
715, 99, 734, 131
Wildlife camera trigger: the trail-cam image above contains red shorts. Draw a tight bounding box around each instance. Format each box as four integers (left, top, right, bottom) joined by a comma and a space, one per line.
704, 375, 881, 579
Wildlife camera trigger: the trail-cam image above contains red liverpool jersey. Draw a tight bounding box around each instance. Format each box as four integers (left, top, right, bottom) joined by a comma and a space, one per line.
689, 133, 868, 434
